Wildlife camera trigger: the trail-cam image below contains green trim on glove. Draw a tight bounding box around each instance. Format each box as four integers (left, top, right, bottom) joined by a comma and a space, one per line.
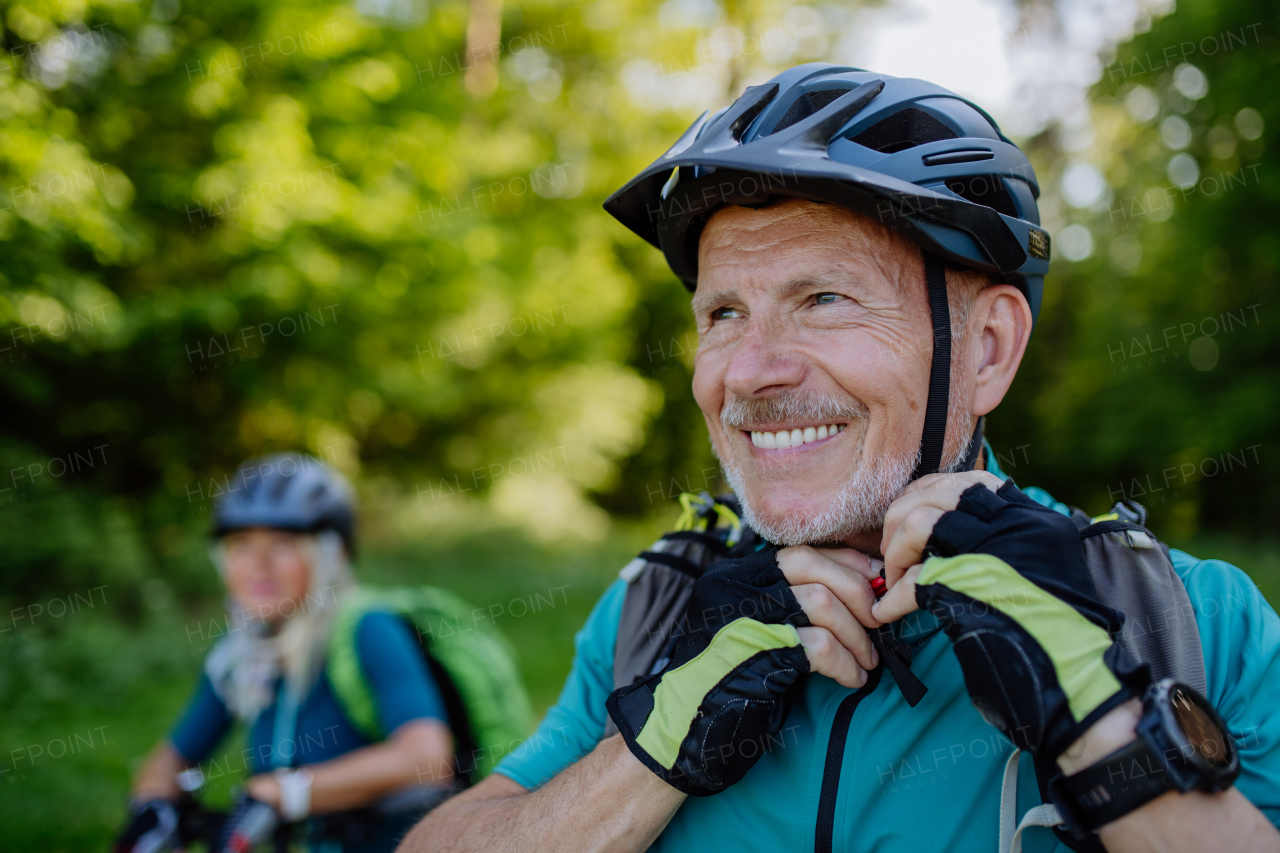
607, 546, 811, 795
919, 553, 1120, 722
636, 618, 803, 768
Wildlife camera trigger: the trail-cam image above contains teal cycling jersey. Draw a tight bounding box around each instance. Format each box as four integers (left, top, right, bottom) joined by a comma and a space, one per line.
495, 460, 1280, 852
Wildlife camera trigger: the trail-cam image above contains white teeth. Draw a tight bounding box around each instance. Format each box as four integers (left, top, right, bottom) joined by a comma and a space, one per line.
747, 423, 846, 450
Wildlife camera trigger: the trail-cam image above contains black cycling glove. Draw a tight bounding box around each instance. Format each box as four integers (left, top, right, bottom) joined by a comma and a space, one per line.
606, 546, 811, 796
114, 799, 179, 853
914, 480, 1148, 761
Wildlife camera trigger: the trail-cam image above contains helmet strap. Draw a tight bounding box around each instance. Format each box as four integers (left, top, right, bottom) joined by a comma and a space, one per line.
912, 252, 952, 480
961, 415, 986, 472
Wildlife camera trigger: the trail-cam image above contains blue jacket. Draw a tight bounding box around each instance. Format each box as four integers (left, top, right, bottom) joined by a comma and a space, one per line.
495, 461, 1280, 852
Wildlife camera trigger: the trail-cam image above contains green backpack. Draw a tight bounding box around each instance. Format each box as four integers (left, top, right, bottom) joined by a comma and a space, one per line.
326, 586, 533, 783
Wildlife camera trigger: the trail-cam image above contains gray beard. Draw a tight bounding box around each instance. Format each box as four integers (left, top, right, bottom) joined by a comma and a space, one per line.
715, 390, 973, 546
718, 436, 917, 546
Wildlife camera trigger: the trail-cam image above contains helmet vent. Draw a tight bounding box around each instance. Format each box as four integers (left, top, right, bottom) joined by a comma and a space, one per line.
849, 107, 958, 153
306, 482, 328, 508
772, 88, 850, 134
944, 174, 1018, 218
270, 471, 294, 500
728, 84, 779, 141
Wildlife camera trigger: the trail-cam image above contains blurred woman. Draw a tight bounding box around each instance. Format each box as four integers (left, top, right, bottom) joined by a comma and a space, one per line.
115, 453, 456, 853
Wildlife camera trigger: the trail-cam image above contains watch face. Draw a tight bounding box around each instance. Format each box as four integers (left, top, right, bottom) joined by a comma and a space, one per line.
1170, 685, 1232, 767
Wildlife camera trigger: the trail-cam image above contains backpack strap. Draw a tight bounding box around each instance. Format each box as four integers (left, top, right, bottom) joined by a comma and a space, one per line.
326, 588, 482, 748
999, 749, 1067, 853
1076, 507, 1207, 693
326, 591, 392, 743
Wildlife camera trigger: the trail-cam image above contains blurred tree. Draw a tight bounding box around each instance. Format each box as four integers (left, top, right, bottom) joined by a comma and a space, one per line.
0, 0, 751, 557
0, 0, 1275, 602
996, 0, 1278, 539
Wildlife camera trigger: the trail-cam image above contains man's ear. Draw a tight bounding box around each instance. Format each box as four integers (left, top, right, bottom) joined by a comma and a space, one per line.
968, 284, 1033, 417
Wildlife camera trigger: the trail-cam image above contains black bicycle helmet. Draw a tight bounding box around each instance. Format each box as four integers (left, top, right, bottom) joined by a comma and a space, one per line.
604, 63, 1050, 477
212, 453, 356, 554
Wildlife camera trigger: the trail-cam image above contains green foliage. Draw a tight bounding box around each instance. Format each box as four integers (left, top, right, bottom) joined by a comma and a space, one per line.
1, 0, 1272, 567
0, 8, 813, 842
0, 0, 717, 558
994, 0, 1279, 539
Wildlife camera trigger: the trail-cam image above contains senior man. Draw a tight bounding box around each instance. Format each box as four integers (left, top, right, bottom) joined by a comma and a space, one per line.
401, 65, 1280, 853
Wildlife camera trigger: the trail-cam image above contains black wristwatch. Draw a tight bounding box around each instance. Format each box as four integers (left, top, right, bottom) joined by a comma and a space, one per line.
1050, 679, 1240, 836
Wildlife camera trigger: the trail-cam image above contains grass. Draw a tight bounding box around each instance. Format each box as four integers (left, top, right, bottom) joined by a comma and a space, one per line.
2, 522, 1277, 850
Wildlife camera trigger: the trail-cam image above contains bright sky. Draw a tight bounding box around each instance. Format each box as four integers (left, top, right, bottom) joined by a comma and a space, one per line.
631, 0, 1171, 141
837, 0, 1019, 121
835, 0, 1169, 138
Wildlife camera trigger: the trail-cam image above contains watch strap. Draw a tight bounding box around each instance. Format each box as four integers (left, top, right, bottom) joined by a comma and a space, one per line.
1056, 737, 1175, 832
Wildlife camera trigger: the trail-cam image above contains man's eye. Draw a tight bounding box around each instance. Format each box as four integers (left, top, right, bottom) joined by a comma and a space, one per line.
815, 293, 844, 305
710, 306, 742, 321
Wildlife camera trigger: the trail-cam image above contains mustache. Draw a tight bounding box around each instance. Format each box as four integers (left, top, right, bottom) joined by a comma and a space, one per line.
720, 390, 870, 431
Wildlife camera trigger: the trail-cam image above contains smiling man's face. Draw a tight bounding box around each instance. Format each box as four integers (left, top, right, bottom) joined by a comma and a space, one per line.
691, 198, 980, 550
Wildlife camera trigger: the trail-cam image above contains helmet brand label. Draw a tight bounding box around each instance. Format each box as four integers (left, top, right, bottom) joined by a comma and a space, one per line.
1028, 228, 1050, 260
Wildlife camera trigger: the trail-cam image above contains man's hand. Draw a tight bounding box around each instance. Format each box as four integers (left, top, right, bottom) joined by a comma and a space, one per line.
879, 477, 1146, 761
871, 471, 1005, 624
607, 546, 814, 796
778, 545, 881, 688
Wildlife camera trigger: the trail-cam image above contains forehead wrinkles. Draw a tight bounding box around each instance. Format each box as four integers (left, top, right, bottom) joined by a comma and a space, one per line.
696, 200, 920, 303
